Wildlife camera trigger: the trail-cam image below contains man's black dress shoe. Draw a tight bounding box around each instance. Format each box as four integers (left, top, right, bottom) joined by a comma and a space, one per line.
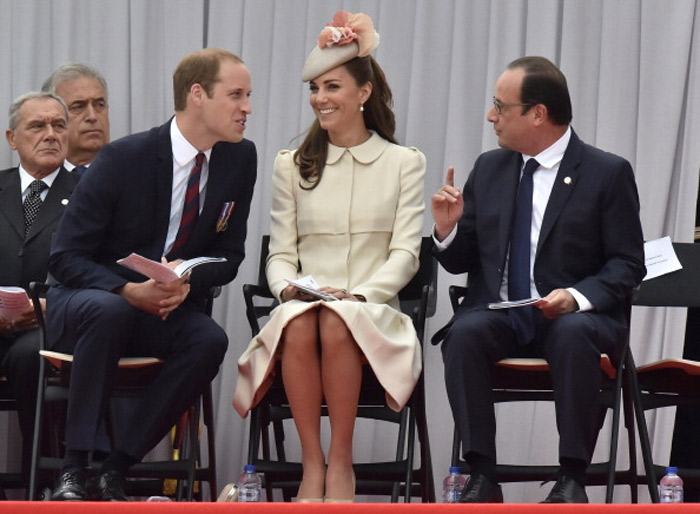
95, 470, 130, 501
540, 475, 589, 503
458, 473, 504, 503
51, 468, 87, 501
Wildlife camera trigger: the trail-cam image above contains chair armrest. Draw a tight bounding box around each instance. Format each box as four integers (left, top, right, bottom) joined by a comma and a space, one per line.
28, 282, 50, 350
242, 283, 278, 336
448, 285, 468, 313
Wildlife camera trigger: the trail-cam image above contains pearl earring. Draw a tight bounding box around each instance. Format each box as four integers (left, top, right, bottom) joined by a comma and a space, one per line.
360, 104, 364, 112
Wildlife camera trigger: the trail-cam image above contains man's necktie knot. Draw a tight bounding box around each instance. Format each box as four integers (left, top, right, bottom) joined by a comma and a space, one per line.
23, 179, 48, 237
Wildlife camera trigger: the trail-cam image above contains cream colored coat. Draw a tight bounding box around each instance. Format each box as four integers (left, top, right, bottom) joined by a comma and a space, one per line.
234, 132, 426, 416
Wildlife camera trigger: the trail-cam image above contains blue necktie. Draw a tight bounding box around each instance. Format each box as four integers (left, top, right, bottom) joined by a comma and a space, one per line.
73, 165, 88, 175
508, 158, 540, 345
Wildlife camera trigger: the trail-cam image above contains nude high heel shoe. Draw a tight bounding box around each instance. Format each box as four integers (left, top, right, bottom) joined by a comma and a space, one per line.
324, 472, 355, 503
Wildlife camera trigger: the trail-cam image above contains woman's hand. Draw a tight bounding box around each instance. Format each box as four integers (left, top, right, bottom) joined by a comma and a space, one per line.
281, 285, 316, 302
320, 287, 365, 302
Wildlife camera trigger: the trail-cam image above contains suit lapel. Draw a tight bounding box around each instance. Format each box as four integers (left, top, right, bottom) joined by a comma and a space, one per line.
154, 122, 175, 256
0, 168, 27, 239
26, 168, 78, 242
498, 153, 522, 265
536, 130, 583, 255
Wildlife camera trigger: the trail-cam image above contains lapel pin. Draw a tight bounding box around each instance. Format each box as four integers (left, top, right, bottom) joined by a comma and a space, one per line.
563, 177, 572, 185
61, 199, 69, 205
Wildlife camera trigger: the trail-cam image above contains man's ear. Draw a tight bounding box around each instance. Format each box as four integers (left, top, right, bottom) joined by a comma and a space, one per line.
531, 104, 548, 126
6, 129, 16, 150
189, 83, 205, 106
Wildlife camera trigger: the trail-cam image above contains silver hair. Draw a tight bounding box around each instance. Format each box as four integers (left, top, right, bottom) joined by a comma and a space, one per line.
8, 91, 69, 130
41, 62, 108, 98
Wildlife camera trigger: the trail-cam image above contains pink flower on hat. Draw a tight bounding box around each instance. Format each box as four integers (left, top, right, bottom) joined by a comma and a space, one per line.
317, 11, 378, 57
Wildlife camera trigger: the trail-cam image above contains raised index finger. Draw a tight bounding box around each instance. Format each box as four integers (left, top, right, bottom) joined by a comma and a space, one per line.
445, 166, 455, 187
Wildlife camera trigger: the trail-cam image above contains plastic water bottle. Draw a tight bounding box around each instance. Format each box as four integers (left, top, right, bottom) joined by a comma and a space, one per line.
237, 464, 262, 502
146, 496, 172, 502
659, 466, 683, 503
443, 466, 467, 503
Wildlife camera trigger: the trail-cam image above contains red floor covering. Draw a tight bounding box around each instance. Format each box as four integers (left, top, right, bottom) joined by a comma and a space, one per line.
3, 503, 698, 513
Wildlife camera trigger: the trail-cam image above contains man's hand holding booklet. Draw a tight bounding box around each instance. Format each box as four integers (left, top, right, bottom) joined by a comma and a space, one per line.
117, 253, 227, 283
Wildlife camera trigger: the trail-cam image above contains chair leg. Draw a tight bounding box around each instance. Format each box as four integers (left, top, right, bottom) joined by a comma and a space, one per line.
625, 352, 659, 502
604, 365, 624, 503
203, 385, 217, 501
621, 372, 639, 503
28, 358, 48, 501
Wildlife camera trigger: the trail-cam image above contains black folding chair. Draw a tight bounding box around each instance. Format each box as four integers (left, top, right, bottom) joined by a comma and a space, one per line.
447, 284, 657, 502
631, 241, 700, 499
27, 282, 218, 501
243, 236, 436, 502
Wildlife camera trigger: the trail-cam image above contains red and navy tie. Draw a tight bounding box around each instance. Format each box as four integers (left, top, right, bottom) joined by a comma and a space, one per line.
170, 152, 205, 256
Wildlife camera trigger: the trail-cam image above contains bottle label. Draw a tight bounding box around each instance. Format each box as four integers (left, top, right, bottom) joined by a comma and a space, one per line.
444, 488, 460, 503
238, 488, 261, 502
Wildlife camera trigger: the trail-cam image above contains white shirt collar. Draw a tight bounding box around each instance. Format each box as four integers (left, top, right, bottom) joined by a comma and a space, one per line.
18, 165, 60, 194
171, 117, 212, 167
63, 160, 90, 172
522, 126, 571, 169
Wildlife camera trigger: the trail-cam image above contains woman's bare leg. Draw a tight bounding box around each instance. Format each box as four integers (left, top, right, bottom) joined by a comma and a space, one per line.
281, 308, 325, 500
319, 308, 362, 500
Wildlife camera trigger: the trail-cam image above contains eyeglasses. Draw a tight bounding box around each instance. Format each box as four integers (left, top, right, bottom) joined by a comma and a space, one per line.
492, 97, 533, 115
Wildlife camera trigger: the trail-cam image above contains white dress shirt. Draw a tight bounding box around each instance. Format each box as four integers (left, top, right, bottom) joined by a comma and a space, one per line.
19, 165, 60, 202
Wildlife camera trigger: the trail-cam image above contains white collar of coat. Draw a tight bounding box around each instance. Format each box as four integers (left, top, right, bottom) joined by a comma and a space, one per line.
326, 130, 388, 165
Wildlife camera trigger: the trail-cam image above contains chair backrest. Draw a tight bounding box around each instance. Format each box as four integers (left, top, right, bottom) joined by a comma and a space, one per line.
254, 235, 436, 314
256, 234, 271, 291
633, 242, 700, 308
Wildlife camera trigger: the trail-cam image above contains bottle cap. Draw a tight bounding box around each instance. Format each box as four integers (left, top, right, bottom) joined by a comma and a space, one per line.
449, 466, 461, 474
666, 466, 678, 473
245, 464, 257, 472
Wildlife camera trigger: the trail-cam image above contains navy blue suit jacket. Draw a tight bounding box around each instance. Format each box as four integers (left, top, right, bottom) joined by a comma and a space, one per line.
432, 129, 645, 344
47, 120, 257, 341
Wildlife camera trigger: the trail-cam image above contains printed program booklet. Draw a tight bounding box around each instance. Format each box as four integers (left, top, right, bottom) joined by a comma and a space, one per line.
0, 286, 32, 319
117, 253, 227, 283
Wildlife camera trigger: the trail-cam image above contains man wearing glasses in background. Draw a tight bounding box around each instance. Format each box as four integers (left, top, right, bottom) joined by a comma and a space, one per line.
42, 62, 110, 174
431, 56, 645, 503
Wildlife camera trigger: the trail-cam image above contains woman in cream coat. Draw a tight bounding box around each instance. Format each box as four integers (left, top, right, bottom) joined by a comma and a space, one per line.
234, 11, 425, 503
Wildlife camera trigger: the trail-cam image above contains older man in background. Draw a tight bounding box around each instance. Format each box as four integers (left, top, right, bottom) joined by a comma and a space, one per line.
0, 91, 80, 485
42, 63, 110, 173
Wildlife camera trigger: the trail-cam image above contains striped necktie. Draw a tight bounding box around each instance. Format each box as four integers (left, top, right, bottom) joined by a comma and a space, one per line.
169, 153, 205, 256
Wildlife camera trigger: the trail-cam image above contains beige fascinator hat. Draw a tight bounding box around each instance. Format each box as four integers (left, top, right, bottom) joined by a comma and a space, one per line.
301, 11, 380, 82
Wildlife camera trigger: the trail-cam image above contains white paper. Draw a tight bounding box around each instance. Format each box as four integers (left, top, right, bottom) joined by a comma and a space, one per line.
285, 275, 339, 301
643, 236, 682, 281
488, 297, 547, 310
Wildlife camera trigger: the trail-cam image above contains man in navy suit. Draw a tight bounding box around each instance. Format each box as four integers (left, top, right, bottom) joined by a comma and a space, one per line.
0, 91, 79, 484
47, 48, 256, 501
431, 57, 645, 503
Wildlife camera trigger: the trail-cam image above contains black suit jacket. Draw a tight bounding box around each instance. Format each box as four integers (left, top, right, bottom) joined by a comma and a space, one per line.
47, 120, 257, 338
433, 129, 645, 343
0, 166, 80, 291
